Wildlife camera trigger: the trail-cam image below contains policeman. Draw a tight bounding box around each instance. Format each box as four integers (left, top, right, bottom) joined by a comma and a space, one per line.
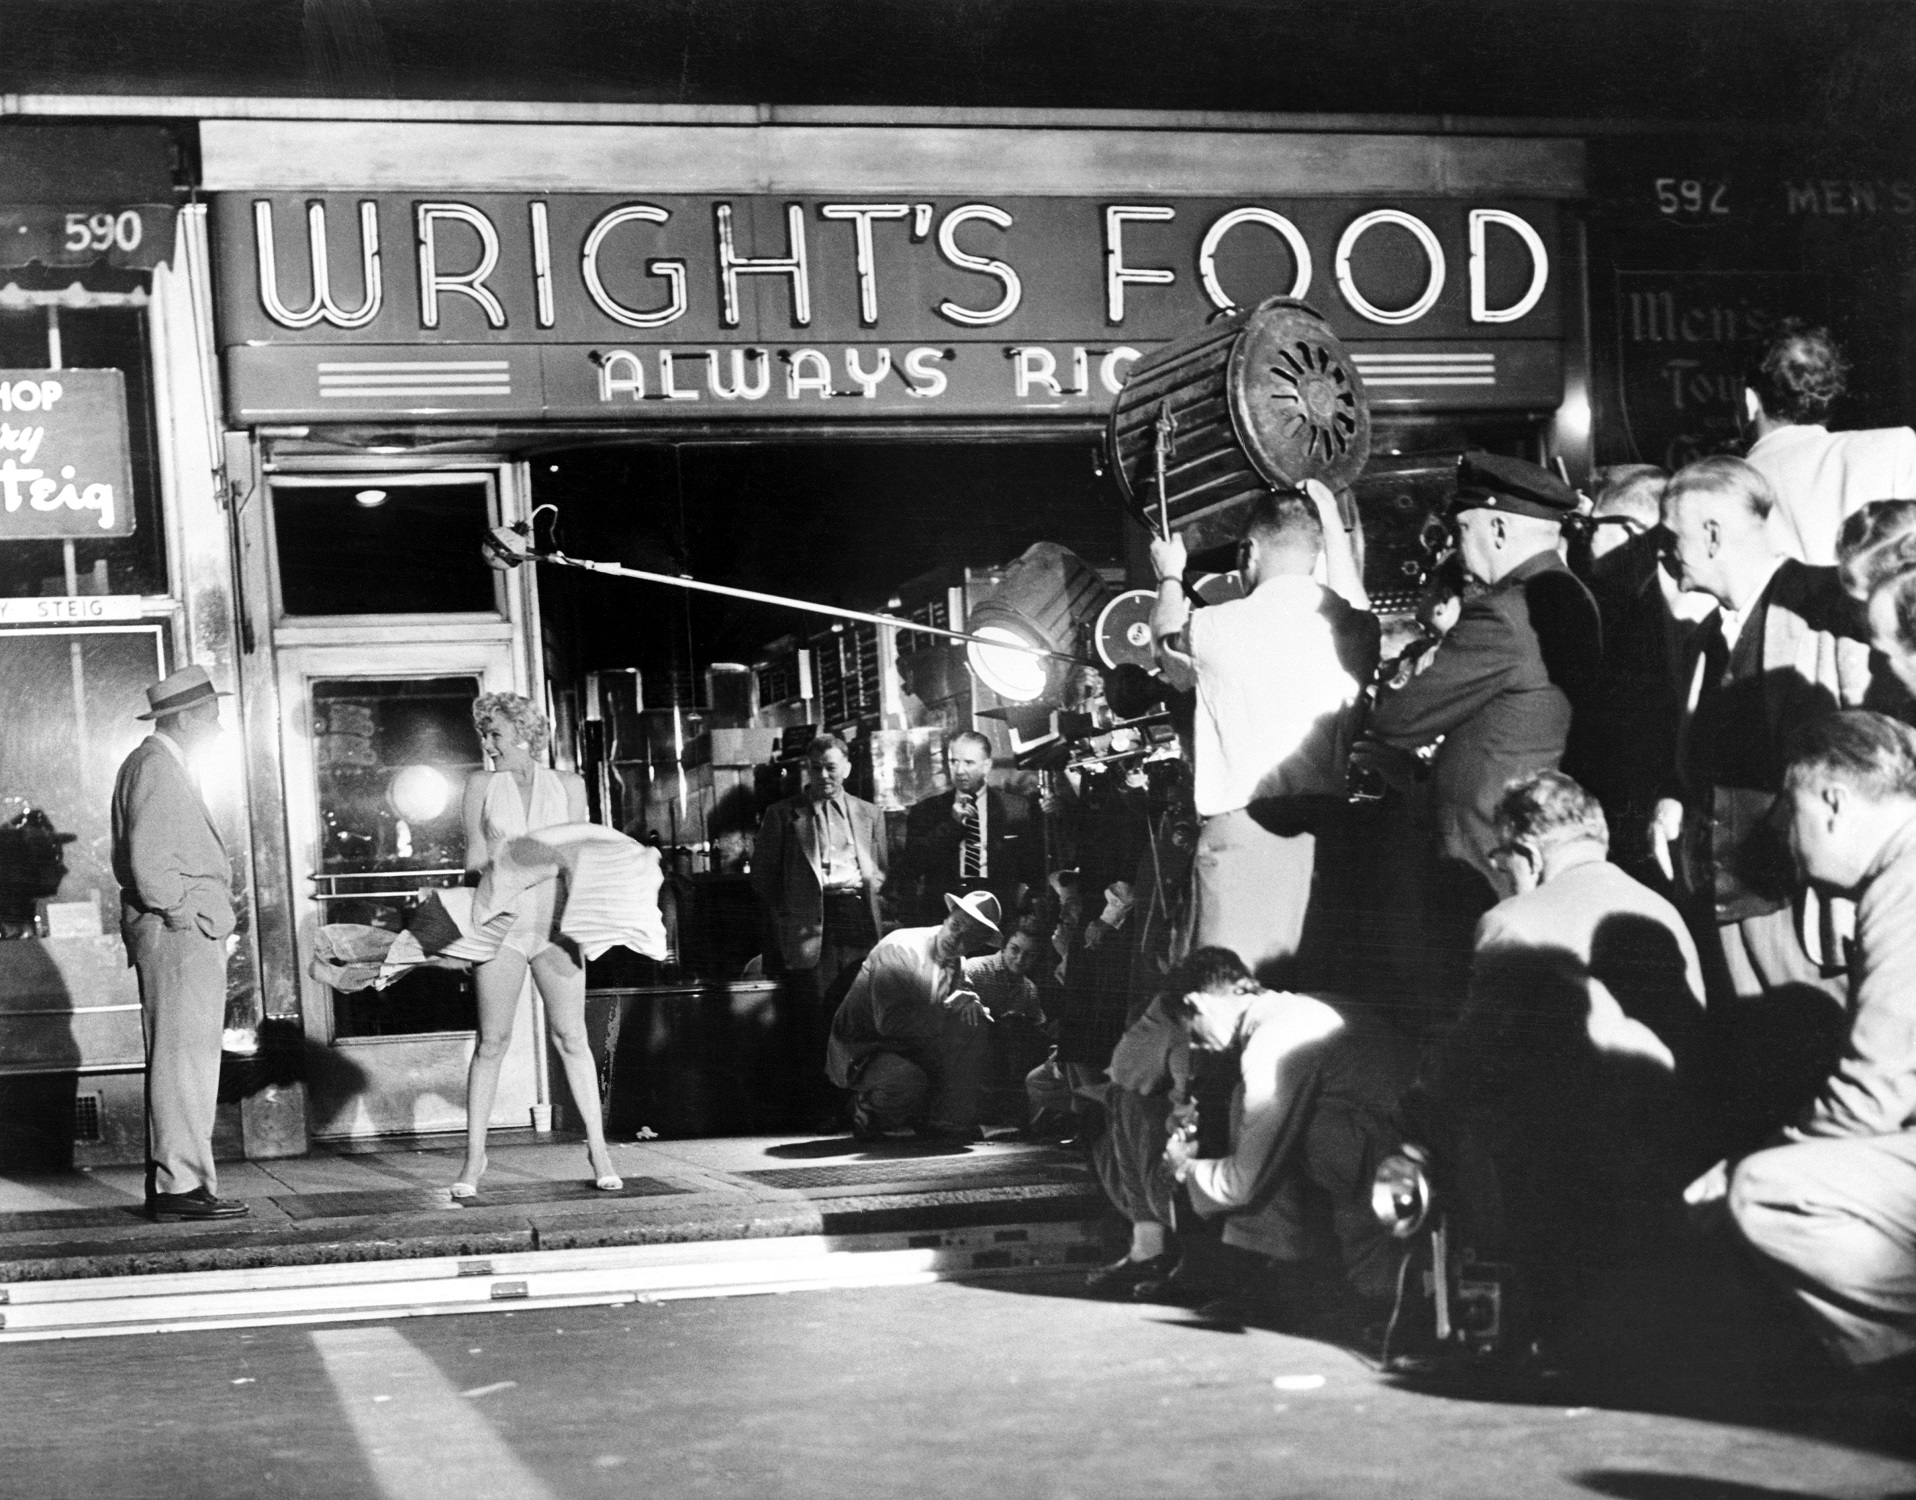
1364, 452, 1602, 1020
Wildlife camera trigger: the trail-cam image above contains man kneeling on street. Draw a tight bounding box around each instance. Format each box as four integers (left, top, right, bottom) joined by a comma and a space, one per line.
1087, 947, 1414, 1330
1689, 710, 1916, 1375
826, 890, 1005, 1142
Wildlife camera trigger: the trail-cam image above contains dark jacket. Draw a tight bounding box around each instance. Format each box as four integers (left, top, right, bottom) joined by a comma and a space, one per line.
1673, 559, 1870, 922
898, 785, 1040, 925
751, 790, 887, 971
1369, 549, 1602, 883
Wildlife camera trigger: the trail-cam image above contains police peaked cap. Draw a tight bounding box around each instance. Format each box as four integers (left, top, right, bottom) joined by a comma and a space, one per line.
1448, 451, 1579, 521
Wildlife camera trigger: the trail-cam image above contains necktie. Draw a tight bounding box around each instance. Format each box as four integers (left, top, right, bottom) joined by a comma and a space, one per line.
960, 794, 982, 880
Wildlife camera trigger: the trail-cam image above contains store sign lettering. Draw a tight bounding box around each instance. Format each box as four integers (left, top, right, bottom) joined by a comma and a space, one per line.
228, 194, 1558, 340
0, 371, 135, 538
217, 192, 1564, 422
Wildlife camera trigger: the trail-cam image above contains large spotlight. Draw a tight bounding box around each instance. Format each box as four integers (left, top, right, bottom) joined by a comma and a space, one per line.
964, 543, 1109, 706
389, 764, 452, 822
968, 624, 1051, 703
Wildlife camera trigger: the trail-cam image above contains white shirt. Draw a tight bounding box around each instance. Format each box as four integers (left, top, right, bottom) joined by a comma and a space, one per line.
1747, 423, 1916, 565
953, 787, 989, 880
1186, 575, 1364, 818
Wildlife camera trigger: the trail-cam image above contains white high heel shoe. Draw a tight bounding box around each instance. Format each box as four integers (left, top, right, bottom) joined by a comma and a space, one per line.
589, 1149, 623, 1192
450, 1155, 487, 1201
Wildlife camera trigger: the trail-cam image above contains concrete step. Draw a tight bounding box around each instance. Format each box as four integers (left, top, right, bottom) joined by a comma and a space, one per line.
0, 1217, 1107, 1342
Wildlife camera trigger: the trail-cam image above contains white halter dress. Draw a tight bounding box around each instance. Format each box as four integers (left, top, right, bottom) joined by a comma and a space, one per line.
481, 766, 569, 959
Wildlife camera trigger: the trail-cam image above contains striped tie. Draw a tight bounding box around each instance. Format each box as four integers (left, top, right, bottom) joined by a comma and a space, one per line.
960, 794, 982, 881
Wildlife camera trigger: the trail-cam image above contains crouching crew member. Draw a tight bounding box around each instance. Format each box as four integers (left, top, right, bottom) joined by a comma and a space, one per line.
826, 891, 1005, 1142
1696, 711, 1916, 1372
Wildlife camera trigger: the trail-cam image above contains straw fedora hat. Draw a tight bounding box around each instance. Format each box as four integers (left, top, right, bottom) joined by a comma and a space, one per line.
136, 664, 231, 721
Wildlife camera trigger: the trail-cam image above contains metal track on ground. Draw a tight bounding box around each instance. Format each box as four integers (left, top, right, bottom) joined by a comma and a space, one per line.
0, 1220, 1106, 1342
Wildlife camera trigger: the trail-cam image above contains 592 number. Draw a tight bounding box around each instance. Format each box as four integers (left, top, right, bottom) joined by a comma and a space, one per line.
64, 211, 144, 253
1654, 179, 1730, 216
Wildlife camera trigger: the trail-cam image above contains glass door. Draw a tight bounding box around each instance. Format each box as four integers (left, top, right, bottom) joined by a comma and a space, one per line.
278, 638, 538, 1141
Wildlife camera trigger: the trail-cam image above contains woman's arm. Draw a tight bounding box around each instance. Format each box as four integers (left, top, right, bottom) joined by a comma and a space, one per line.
462, 772, 491, 873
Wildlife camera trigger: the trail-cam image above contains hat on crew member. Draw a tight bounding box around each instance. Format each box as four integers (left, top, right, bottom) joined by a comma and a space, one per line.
1448, 451, 1579, 522
136, 663, 231, 720
943, 888, 1003, 938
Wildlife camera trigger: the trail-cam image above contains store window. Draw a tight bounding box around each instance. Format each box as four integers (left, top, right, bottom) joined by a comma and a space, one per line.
0, 292, 167, 599
0, 625, 165, 933
307, 674, 485, 1037
272, 476, 503, 618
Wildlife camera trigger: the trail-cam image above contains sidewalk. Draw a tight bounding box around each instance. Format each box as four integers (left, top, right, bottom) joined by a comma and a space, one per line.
0, 1133, 1109, 1284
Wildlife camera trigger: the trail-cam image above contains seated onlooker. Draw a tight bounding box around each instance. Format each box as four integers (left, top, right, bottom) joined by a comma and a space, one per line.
1416, 770, 1710, 1346
965, 924, 1050, 1126
1689, 711, 1916, 1373
1085, 947, 1415, 1327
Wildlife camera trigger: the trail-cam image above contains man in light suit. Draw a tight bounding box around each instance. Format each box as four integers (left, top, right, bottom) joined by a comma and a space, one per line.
111, 664, 246, 1222
752, 733, 888, 1022
898, 730, 1040, 927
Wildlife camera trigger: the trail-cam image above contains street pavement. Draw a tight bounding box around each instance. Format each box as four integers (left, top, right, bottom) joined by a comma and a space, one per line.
8, 1272, 1915, 1500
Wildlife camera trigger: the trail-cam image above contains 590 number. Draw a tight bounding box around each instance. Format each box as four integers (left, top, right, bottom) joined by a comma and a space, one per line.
64, 210, 144, 253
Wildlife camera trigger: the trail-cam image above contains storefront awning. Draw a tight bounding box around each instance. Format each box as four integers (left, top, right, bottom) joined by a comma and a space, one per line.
0, 124, 181, 273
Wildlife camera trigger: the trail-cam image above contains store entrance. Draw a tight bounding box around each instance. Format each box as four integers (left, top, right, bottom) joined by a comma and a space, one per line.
250, 467, 545, 1143
527, 434, 1119, 1132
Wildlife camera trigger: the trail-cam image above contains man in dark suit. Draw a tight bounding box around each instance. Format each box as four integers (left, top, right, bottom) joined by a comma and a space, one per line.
1654, 455, 1872, 1147
898, 730, 1039, 927
752, 733, 887, 1016
1577, 465, 1692, 883
111, 664, 247, 1223
1367, 452, 1602, 1021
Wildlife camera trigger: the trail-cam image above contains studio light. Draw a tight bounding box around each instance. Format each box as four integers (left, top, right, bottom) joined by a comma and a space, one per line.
963, 542, 1109, 707
354, 488, 388, 508
967, 624, 1051, 703
389, 764, 452, 822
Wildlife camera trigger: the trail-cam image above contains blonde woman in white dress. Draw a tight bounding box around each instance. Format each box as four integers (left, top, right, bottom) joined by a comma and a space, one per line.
452, 691, 622, 1198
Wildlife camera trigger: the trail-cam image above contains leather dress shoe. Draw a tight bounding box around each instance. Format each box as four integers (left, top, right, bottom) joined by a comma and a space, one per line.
148, 1189, 250, 1222
1131, 1258, 1239, 1307
1084, 1252, 1179, 1299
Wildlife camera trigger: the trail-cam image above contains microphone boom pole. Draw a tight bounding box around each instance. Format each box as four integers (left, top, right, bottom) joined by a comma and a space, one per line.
498, 533, 1092, 667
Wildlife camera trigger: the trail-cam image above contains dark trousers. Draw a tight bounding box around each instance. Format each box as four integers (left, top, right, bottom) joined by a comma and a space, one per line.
782, 891, 877, 1123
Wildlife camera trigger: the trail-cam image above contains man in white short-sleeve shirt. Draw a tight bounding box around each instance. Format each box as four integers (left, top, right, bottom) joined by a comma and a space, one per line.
1150, 483, 1378, 983
1742, 323, 1916, 566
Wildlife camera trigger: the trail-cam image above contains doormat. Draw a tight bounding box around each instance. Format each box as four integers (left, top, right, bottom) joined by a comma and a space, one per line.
0, 1205, 151, 1234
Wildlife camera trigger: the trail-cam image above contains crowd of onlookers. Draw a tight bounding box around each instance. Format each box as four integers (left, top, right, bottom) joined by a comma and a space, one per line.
754, 321, 1916, 1381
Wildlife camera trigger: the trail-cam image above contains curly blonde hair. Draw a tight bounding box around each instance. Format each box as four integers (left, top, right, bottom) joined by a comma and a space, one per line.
472, 691, 549, 754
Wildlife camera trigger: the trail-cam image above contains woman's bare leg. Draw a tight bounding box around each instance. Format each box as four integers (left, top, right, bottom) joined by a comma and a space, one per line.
459, 947, 528, 1188
531, 943, 616, 1182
